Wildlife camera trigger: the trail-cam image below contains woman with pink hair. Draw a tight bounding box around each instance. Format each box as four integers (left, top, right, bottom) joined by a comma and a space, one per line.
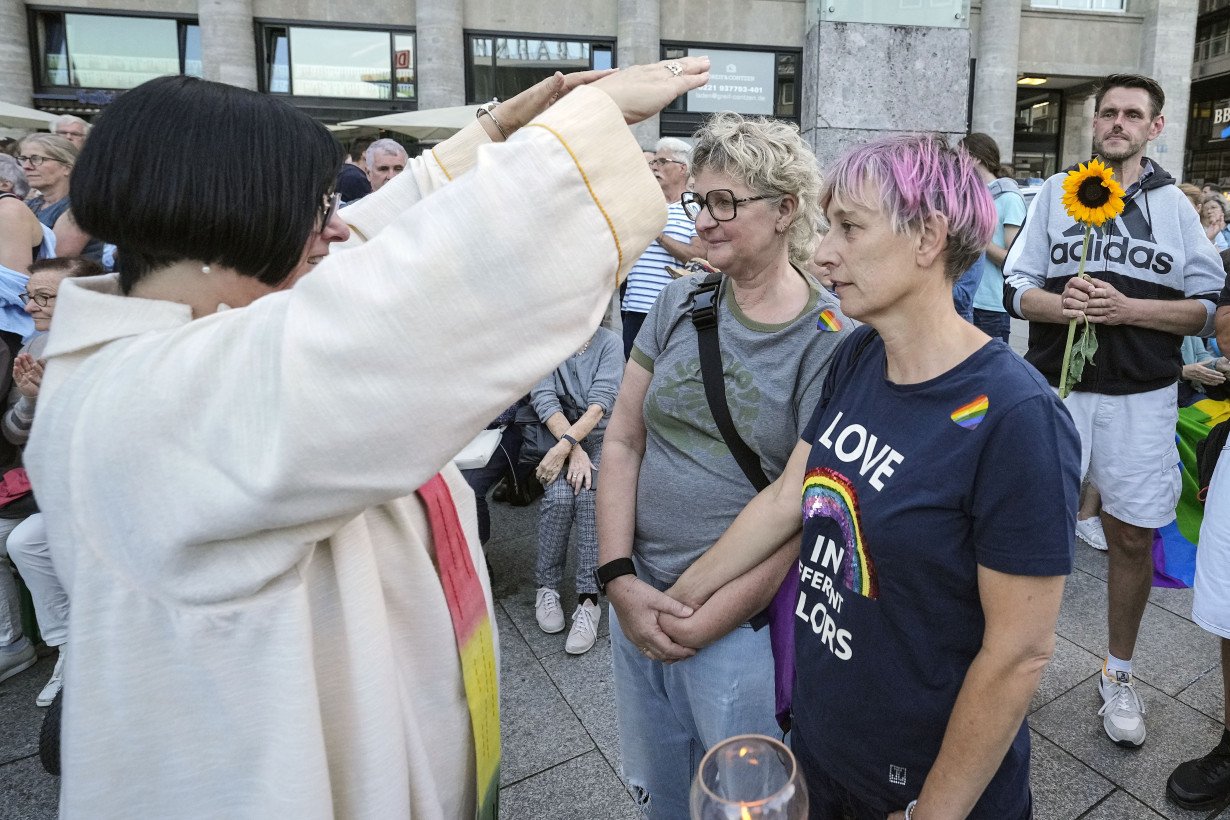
668, 134, 1081, 819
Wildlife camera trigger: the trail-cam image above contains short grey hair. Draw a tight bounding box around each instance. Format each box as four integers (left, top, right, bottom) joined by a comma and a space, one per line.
1202, 193, 1230, 218
52, 114, 90, 136
365, 138, 408, 168
690, 113, 823, 266
0, 155, 30, 198
655, 137, 692, 171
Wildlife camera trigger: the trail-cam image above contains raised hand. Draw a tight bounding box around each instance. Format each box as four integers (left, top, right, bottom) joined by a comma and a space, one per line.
13, 353, 43, 400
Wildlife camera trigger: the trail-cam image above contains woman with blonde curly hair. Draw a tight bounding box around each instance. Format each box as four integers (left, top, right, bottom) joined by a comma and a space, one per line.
596, 112, 851, 816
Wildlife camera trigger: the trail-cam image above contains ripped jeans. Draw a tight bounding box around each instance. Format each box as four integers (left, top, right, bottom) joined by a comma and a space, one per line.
609, 594, 779, 818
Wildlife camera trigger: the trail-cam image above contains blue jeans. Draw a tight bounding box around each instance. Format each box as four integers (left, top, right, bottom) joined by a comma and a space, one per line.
972, 308, 1011, 344
610, 584, 779, 818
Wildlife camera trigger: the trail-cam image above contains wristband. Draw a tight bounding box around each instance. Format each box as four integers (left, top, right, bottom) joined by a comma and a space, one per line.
594, 558, 636, 593
561, 433, 579, 447
904, 800, 918, 820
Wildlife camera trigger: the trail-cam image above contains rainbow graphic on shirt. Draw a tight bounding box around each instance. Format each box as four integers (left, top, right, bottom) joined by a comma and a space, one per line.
817, 308, 843, 332
417, 474, 500, 820
801, 467, 879, 599
950, 394, 989, 430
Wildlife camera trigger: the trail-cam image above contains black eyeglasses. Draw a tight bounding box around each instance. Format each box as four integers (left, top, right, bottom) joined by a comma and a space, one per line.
681, 190, 769, 222
649, 158, 686, 169
16, 155, 61, 168
19, 291, 54, 307
318, 192, 340, 228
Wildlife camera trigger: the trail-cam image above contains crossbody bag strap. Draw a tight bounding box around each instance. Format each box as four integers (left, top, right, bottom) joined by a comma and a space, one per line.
691, 272, 770, 492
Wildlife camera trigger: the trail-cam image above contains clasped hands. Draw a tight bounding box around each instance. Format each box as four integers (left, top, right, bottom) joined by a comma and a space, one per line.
606, 575, 708, 664
1059, 275, 1135, 326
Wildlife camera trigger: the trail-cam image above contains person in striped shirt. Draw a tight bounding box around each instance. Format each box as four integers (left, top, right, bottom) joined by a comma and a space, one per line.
620, 137, 704, 357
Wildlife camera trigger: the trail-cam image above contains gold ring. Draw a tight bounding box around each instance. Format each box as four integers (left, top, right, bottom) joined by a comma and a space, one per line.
665, 62, 683, 77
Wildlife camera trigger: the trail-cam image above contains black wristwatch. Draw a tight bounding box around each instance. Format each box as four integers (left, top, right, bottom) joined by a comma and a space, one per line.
594, 558, 637, 593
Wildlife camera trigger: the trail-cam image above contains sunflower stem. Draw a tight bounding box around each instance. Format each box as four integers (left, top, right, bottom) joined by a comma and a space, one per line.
1058, 224, 1094, 399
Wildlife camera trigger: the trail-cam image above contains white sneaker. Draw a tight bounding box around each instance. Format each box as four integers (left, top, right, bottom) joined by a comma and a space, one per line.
37, 648, 65, 707
1099, 670, 1147, 747
0, 637, 37, 683
565, 600, 601, 655
1076, 516, 1108, 551
535, 588, 564, 634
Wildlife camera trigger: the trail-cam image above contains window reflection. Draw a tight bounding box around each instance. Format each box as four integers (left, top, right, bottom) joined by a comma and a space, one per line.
467, 35, 613, 103
37, 12, 195, 90
290, 28, 390, 99
261, 26, 415, 100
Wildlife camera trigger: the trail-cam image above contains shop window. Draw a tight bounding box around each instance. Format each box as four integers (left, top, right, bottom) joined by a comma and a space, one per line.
662, 44, 800, 121
259, 25, 415, 101
32, 11, 201, 90
466, 35, 613, 103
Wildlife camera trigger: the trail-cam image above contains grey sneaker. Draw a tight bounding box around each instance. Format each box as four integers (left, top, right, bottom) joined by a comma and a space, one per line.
0, 637, 37, 683
1076, 516, 1108, 551
37, 648, 65, 707
535, 587, 564, 634
1099, 670, 1146, 747
565, 601, 601, 655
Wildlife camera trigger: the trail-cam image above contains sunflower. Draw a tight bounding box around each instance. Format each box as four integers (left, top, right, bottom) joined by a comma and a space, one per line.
1061, 158, 1126, 227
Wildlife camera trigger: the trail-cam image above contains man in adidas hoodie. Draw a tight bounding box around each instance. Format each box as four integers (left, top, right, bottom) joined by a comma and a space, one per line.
1004, 74, 1225, 752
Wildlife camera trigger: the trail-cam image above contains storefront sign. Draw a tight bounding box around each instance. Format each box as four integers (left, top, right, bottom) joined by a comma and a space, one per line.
685, 48, 775, 116
1213, 101, 1230, 140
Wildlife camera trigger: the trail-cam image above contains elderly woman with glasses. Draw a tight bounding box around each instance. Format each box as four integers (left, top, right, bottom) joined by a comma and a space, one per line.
668, 134, 1080, 819
21, 60, 710, 818
18, 134, 101, 263
595, 112, 851, 817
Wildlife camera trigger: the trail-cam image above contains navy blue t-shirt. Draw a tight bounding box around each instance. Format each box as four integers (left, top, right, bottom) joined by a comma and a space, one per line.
793, 326, 1079, 818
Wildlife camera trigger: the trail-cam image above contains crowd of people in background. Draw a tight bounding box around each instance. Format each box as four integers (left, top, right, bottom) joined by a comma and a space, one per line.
0, 62, 1228, 820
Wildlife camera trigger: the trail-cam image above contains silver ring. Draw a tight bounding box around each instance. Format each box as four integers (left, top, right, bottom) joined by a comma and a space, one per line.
665, 61, 683, 77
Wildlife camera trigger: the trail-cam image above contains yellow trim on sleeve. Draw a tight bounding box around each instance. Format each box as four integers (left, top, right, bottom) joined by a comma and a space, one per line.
430, 146, 454, 182
430, 145, 455, 180
524, 122, 623, 289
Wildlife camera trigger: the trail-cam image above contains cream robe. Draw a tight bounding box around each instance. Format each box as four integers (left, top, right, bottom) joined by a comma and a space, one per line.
24, 87, 665, 819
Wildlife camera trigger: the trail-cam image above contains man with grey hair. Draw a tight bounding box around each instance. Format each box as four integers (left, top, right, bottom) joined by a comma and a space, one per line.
52, 115, 90, 149
619, 137, 702, 357
365, 138, 408, 193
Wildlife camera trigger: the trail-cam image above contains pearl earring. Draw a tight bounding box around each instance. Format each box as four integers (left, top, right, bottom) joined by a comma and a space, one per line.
201, 265, 211, 274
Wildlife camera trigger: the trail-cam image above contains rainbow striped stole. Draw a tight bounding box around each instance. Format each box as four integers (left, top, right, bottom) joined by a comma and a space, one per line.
416, 474, 500, 819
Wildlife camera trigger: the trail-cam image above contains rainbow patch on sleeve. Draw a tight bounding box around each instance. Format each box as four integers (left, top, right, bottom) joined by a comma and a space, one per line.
950, 395, 989, 430
817, 309, 843, 332
801, 467, 878, 599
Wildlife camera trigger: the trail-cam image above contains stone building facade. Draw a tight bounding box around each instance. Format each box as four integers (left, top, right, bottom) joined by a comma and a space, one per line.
0, 0, 1200, 181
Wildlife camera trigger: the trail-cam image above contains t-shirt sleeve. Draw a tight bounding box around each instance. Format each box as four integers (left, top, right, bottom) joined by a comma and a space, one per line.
1001, 192, 1027, 228
800, 325, 869, 443
663, 204, 697, 242
971, 393, 1079, 576
629, 278, 683, 371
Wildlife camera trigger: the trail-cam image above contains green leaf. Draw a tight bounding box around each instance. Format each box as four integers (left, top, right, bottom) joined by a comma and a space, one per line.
1082, 325, 1099, 363
1069, 349, 1086, 384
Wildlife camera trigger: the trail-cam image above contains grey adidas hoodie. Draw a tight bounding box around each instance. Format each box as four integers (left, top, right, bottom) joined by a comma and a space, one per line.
1003, 159, 1225, 395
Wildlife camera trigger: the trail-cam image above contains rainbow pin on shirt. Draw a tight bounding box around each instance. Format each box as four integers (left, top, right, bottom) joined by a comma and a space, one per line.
950, 395, 989, 430
817, 308, 843, 332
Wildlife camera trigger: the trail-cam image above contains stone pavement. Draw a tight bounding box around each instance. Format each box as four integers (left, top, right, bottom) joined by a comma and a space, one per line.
0, 499, 1228, 820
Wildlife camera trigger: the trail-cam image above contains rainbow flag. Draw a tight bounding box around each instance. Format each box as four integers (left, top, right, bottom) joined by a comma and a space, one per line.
417, 474, 501, 819
1154, 398, 1230, 588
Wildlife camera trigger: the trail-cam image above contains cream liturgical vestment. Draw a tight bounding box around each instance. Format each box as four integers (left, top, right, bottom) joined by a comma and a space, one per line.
24, 87, 666, 819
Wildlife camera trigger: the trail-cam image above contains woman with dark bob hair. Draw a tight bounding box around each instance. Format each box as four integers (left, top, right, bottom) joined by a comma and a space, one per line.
668, 134, 1080, 819
24, 62, 708, 818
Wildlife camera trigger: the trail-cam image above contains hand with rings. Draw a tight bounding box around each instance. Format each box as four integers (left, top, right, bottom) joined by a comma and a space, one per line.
665, 62, 684, 77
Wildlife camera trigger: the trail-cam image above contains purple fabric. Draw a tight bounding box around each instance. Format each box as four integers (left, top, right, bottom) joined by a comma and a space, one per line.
767, 565, 800, 731
1151, 527, 1188, 589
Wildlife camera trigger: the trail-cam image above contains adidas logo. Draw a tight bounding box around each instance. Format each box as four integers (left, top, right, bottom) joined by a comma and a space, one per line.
1048, 198, 1173, 274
